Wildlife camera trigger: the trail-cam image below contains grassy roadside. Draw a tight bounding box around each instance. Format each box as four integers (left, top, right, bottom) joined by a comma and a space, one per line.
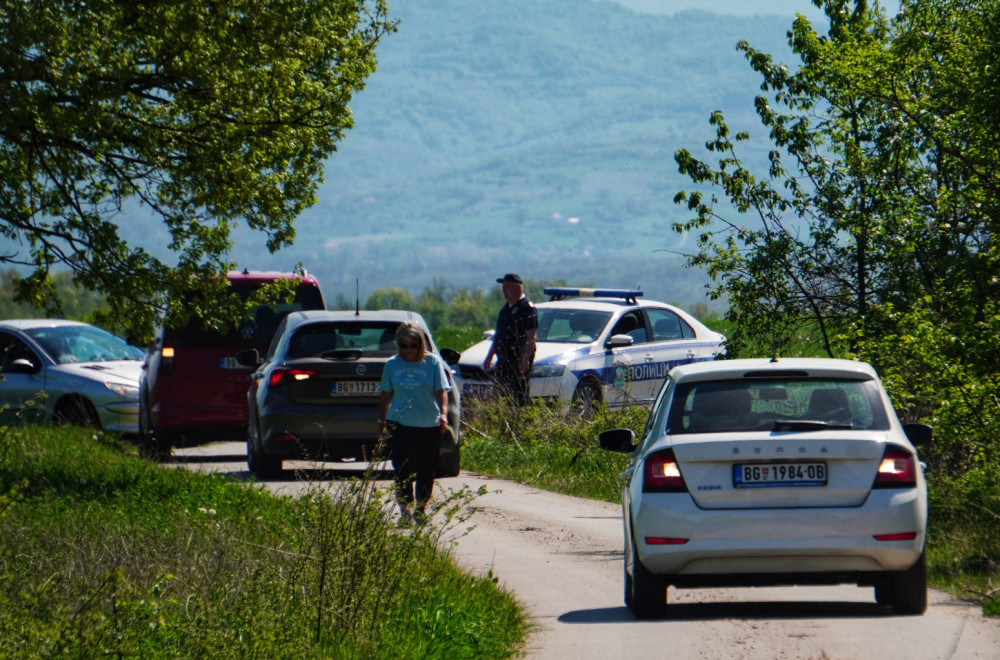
460, 398, 1000, 616
0, 425, 528, 658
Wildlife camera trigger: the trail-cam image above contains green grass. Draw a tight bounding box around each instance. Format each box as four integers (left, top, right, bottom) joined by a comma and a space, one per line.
460, 398, 1000, 616
433, 325, 488, 353
0, 425, 528, 658
461, 398, 644, 501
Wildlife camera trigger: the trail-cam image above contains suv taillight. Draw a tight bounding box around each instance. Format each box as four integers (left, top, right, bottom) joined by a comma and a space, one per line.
159, 346, 175, 375
872, 444, 918, 488
642, 448, 688, 493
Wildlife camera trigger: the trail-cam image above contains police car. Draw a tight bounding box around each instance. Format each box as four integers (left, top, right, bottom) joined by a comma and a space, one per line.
454, 288, 726, 411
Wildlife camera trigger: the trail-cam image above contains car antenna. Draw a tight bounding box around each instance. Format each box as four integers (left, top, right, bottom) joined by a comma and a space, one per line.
355, 279, 360, 317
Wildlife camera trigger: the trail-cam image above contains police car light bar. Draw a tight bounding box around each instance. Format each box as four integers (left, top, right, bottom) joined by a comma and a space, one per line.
544, 287, 644, 303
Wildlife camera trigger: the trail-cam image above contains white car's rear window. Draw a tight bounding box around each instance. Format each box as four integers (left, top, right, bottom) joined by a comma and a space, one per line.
667, 378, 891, 433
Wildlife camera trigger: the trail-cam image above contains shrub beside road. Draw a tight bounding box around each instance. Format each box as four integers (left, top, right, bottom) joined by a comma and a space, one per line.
0, 426, 527, 658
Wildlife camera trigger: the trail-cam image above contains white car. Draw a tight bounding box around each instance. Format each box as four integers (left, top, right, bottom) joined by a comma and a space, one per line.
454, 288, 725, 410
0, 319, 144, 434
599, 357, 930, 619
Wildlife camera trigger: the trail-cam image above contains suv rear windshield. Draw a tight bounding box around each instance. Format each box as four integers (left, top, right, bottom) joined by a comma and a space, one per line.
284, 322, 412, 359
667, 378, 891, 434
167, 284, 325, 351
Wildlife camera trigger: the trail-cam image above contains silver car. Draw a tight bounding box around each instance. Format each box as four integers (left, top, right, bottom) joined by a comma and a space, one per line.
599, 357, 929, 619
0, 319, 144, 433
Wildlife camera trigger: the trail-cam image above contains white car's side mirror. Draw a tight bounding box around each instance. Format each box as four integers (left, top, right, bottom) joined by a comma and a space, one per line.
606, 334, 634, 348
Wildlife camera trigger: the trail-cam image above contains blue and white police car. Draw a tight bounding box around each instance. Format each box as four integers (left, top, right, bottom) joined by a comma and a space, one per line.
454, 288, 726, 411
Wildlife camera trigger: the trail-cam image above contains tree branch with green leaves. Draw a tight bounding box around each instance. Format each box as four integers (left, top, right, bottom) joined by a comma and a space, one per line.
0, 0, 396, 342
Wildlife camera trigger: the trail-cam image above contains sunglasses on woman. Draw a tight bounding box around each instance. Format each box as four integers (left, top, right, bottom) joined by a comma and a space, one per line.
399, 342, 419, 350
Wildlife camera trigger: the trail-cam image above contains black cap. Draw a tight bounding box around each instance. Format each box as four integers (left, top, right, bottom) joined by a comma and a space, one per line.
496, 273, 522, 284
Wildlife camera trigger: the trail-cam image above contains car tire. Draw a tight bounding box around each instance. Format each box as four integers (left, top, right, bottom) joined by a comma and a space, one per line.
54, 396, 100, 429
572, 378, 602, 418
138, 395, 171, 461
247, 423, 282, 479
874, 582, 892, 607
629, 544, 668, 620
889, 551, 928, 615
623, 554, 633, 608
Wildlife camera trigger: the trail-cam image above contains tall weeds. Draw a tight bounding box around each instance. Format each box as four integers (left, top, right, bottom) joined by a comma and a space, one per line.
0, 426, 526, 658
460, 396, 645, 501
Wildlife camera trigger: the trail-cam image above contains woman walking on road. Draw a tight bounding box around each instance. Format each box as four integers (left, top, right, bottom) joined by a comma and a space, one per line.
377, 323, 451, 525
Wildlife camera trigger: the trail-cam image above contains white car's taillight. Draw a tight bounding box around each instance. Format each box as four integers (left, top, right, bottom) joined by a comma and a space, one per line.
872, 444, 918, 488
642, 448, 688, 493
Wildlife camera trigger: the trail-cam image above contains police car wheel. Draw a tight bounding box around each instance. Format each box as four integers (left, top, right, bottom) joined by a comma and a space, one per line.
573, 379, 601, 417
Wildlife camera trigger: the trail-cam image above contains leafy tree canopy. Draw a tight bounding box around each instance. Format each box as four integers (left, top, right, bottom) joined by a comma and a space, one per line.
674, 0, 1000, 362
0, 0, 395, 341
673, 0, 1000, 483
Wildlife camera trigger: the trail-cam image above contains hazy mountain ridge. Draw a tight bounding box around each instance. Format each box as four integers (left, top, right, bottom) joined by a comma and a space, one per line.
98, 0, 799, 307
265, 0, 798, 306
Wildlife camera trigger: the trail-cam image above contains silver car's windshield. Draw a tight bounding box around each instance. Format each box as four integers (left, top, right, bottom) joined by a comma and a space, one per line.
26, 326, 144, 364
667, 378, 891, 433
536, 309, 612, 344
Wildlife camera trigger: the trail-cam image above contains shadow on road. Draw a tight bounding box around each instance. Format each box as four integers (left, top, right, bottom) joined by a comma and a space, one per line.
167, 453, 248, 464
558, 600, 893, 624
164, 454, 395, 482
261, 467, 396, 482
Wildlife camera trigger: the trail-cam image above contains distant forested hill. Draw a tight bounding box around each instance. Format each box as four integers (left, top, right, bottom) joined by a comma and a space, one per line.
132, 0, 802, 307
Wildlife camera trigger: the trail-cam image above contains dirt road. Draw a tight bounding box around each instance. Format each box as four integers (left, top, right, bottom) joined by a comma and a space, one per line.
172, 443, 1000, 659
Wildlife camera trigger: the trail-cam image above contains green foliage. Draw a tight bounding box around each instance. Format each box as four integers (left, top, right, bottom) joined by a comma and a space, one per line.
462, 398, 647, 502
0, 426, 526, 657
361, 276, 576, 335
433, 326, 489, 353
365, 287, 415, 311
0, 0, 396, 341
673, 0, 1000, 362
926, 465, 1000, 611
0, 268, 105, 323
851, 303, 1000, 603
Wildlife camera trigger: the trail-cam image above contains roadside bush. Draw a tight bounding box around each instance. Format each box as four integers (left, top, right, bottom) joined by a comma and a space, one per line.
846, 305, 998, 612
433, 325, 487, 353
0, 426, 527, 658
460, 396, 645, 501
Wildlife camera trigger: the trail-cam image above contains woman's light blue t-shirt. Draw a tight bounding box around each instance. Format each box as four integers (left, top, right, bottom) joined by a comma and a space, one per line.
379, 353, 451, 428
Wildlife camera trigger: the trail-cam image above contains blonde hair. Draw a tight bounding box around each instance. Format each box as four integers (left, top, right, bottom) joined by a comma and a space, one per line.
395, 323, 427, 359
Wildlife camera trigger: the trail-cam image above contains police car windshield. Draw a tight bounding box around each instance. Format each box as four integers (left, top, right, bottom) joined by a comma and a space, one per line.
536, 309, 612, 344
